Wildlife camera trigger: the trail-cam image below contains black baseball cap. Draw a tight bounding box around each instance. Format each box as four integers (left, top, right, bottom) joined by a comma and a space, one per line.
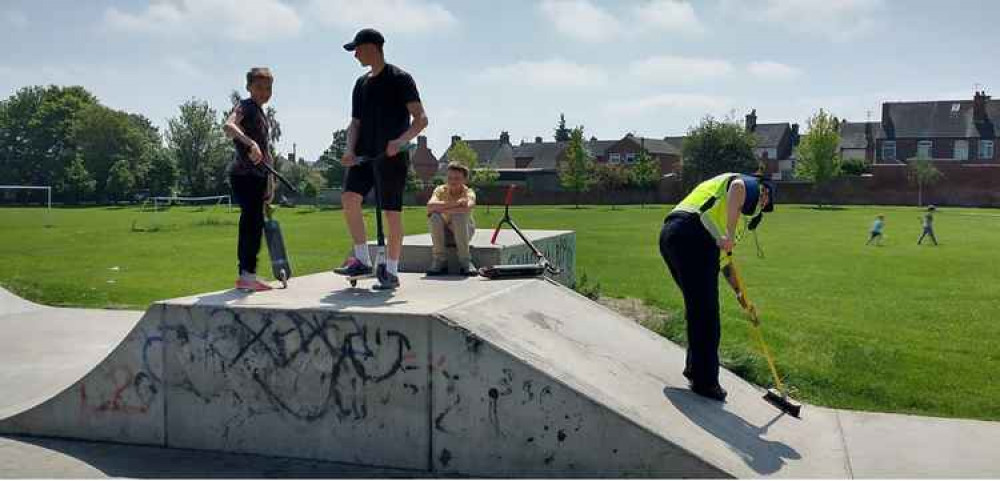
343, 28, 385, 51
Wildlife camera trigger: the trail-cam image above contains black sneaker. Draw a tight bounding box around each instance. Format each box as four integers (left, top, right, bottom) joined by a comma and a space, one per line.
334, 257, 372, 277
457, 261, 477, 277
683, 368, 693, 382
690, 383, 727, 402
426, 262, 448, 277
374, 271, 400, 290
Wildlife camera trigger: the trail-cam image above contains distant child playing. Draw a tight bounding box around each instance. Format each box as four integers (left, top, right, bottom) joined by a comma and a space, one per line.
223, 67, 275, 291
866, 214, 885, 246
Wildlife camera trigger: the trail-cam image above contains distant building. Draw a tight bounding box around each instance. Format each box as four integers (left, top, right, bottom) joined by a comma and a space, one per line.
410, 135, 439, 183
876, 91, 998, 164
744, 109, 800, 180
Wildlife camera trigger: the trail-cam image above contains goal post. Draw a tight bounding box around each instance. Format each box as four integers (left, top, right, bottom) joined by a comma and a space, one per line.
0, 185, 52, 211
140, 195, 232, 213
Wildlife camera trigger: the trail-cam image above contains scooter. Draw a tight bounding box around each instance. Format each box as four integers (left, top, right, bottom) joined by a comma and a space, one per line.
478, 185, 561, 280
260, 161, 298, 288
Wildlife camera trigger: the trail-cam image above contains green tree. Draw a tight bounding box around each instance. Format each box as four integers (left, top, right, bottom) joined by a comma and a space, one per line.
594, 163, 630, 210
681, 116, 758, 189
105, 157, 135, 203
631, 149, 659, 208
167, 99, 231, 196
319, 129, 349, 188
795, 109, 842, 208
0, 85, 98, 190
57, 155, 96, 204
72, 104, 153, 201
554, 113, 571, 142
559, 127, 597, 208
147, 149, 178, 196
908, 156, 944, 207
840, 157, 871, 176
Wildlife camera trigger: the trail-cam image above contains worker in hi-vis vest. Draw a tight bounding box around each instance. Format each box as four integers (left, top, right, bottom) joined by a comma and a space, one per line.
659, 173, 775, 402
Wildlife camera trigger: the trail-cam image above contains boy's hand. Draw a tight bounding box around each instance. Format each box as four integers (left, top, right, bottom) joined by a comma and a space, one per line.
249, 142, 264, 164
341, 151, 357, 167
386, 139, 404, 157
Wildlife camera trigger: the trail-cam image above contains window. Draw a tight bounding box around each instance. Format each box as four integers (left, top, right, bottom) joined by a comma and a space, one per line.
917, 140, 933, 159
954, 140, 969, 161
609, 153, 621, 164
882, 141, 896, 161
625, 153, 637, 164
980, 140, 995, 160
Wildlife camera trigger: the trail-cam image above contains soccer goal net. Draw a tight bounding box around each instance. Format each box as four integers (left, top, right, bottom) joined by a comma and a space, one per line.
0, 185, 52, 210
139, 195, 232, 213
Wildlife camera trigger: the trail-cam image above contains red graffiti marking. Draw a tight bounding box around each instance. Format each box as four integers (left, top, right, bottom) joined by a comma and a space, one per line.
78, 367, 152, 415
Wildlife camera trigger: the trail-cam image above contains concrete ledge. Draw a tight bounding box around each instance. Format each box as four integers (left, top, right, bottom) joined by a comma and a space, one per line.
366, 229, 576, 287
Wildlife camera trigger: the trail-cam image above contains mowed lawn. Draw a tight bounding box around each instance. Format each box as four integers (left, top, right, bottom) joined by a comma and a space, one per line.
1, 203, 998, 421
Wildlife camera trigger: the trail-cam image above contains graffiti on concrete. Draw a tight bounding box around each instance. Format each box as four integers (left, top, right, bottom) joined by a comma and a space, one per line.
78, 326, 163, 416
165, 308, 420, 425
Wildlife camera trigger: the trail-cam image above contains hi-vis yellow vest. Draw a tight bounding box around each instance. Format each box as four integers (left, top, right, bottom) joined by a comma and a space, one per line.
671, 173, 746, 262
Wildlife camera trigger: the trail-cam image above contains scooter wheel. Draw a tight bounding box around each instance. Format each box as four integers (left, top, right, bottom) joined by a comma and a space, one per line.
350, 279, 358, 287
278, 270, 289, 289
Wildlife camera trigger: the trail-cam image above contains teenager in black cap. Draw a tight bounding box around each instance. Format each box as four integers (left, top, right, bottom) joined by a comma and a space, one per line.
333, 28, 429, 289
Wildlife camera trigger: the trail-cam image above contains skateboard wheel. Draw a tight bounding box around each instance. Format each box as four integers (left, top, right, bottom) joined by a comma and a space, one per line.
350, 280, 357, 287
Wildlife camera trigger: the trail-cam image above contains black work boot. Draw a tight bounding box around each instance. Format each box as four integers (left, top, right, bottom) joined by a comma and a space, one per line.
690, 383, 728, 402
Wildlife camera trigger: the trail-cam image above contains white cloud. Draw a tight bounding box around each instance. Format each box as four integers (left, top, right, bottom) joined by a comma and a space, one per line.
747, 61, 803, 81
104, 0, 302, 42
538, 0, 620, 42
476, 59, 608, 89
539, 0, 703, 42
630, 56, 733, 84
721, 0, 884, 41
164, 57, 207, 79
608, 93, 731, 116
3, 10, 28, 28
632, 0, 704, 35
307, 0, 458, 34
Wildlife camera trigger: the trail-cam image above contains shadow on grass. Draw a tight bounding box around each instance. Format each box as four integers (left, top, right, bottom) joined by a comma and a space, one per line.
795, 205, 849, 211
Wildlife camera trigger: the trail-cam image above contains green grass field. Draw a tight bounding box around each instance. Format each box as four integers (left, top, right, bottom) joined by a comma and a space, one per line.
2, 203, 998, 421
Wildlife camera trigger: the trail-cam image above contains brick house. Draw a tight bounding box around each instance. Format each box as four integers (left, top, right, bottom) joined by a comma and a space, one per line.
439, 132, 516, 170
409, 135, 439, 183
598, 133, 681, 175
838, 121, 881, 163
745, 109, 800, 180
875, 91, 998, 164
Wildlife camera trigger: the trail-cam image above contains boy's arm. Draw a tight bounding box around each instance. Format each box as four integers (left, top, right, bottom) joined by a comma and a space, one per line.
224, 106, 262, 163
388, 101, 428, 156
342, 118, 360, 166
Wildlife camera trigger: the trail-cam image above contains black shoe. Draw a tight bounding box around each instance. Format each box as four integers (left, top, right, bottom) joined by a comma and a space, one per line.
457, 261, 477, 277
426, 265, 448, 277
683, 368, 693, 382
374, 271, 400, 290
690, 383, 727, 402
334, 258, 372, 277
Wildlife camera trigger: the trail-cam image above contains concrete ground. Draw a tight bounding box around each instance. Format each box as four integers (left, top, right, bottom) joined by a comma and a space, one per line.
0, 435, 425, 478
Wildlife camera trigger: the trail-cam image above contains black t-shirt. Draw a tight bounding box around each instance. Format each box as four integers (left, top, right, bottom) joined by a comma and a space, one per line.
230, 98, 271, 177
351, 64, 420, 157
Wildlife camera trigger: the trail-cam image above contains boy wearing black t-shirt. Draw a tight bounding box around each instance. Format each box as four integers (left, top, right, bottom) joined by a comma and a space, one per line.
334, 28, 429, 289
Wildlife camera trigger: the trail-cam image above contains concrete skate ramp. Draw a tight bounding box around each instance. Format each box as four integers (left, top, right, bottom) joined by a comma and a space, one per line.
0, 288, 142, 421
1, 277, 998, 477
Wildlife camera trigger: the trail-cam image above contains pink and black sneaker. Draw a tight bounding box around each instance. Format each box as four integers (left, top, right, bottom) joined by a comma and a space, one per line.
333, 257, 373, 277
235, 278, 273, 292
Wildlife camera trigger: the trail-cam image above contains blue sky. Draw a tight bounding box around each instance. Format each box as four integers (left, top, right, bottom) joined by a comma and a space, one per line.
2, 0, 997, 162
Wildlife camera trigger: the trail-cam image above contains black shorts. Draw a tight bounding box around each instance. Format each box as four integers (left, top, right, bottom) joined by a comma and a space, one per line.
343, 152, 409, 212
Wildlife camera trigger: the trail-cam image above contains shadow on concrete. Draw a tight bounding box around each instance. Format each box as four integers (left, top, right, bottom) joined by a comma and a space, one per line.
662, 386, 801, 476
1, 435, 430, 478
319, 288, 408, 310
192, 289, 253, 306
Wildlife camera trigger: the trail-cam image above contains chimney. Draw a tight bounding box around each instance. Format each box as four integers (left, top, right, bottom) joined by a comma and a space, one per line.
791, 123, 800, 145
974, 90, 990, 122
451, 135, 461, 145
745, 109, 757, 132
418, 135, 427, 149
590, 136, 597, 142
881, 102, 894, 137
535, 136, 543, 143
500, 131, 510, 144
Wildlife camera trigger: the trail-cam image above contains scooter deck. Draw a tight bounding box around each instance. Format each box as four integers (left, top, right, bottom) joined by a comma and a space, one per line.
264, 218, 292, 288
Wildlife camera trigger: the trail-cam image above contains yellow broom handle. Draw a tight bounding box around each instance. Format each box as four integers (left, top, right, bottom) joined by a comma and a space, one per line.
729, 257, 786, 395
